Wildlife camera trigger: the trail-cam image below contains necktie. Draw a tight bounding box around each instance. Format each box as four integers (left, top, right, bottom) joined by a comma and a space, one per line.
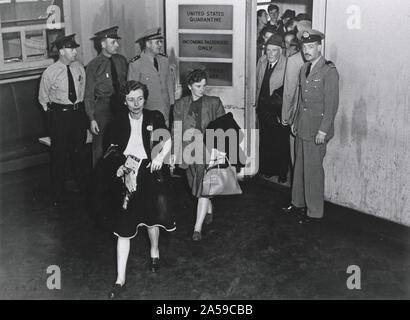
109, 57, 119, 95
153, 57, 159, 71
67, 65, 77, 104
305, 62, 312, 78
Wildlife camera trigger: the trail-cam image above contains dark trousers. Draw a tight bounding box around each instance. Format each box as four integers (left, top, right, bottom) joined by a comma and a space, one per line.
49, 105, 88, 200
258, 116, 291, 178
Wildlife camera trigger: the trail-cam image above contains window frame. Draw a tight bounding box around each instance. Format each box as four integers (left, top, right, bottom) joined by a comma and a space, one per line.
0, 0, 72, 76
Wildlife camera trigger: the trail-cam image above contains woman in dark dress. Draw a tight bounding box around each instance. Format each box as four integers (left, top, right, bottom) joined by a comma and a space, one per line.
172, 70, 226, 241
93, 81, 175, 299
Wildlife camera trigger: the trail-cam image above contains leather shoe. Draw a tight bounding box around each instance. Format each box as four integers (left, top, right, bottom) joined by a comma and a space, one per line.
204, 213, 213, 225
192, 231, 202, 241
108, 283, 125, 299
282, 204, 305, 215
149, 257, 160, 273
298, 216, 322, 224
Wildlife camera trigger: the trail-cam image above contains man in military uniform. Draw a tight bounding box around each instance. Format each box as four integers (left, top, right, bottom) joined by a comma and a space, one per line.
282, 20, 312, 165
282, 29, 339, 224
85, 26, 128, 166
128, 28, 175, 126
39, 34, 87, 206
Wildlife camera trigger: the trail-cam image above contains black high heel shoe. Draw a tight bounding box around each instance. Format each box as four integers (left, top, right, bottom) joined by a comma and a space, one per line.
149, 257, 160, 273
108, 283, 125, 299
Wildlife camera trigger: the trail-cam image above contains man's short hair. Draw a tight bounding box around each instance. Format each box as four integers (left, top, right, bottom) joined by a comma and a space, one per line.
257, 9, 266, 17
267, 4, 279, 13
285, 18, 297, 31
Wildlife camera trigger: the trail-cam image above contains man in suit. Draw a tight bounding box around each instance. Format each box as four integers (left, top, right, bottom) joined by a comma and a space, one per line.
256, 34, 289, 180
128, 28, 175, 127
84, 26, 128, 166
282, 29, 340, 224
38, 34, 88, 206
267, 4, 284, 37
257, 25, 277, 63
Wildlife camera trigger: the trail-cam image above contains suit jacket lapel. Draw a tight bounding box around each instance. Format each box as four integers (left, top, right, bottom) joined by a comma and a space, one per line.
201, 96, 211, 131
121, 112, 132, 151
269, 54, 286, 93
260, 57, 268, 85
142, 111, 151, 159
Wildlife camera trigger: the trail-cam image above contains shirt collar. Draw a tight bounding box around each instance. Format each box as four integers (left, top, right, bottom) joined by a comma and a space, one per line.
310, 55, 322, 69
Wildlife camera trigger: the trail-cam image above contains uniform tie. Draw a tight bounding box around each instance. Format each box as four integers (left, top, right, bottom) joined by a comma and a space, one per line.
305, 62, 312, 78
67, 65, 77, 104
153, 57, 159, 71
109, 57, 119, 95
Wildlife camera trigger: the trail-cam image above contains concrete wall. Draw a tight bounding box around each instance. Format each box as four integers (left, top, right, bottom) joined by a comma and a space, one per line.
69, 0, 163, 65
322, 0, 410, 226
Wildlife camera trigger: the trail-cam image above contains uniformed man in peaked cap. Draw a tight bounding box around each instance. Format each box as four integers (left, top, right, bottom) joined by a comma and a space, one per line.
282, 29, 340, 224
84, 26, 128, 166
39, 34, 88, 206
128, 27, 175, 126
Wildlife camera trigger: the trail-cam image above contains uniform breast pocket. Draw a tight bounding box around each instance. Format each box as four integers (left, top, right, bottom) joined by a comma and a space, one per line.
141, 73, 151, 82
78, 75, 85, 87
51, 76, 65, 92
311, 78, 323, 90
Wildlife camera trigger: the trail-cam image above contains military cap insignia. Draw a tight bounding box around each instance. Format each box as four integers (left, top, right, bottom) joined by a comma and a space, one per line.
302, 31, 310, 39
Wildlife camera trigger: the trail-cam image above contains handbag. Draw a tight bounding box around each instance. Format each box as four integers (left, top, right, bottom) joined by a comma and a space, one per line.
202, 156, 242, 196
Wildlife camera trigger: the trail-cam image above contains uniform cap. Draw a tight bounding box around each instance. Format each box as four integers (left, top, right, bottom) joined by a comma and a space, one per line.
91, 26, 121, 40
297, 29, 324, 43
53, 34, 80, 50
136, 27, 163, 43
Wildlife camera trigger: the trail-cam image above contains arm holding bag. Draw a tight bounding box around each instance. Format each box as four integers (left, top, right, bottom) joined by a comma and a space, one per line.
202, 156, 242, 196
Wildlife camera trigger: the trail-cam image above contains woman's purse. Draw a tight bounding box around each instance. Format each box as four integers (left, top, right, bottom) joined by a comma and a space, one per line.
201, 153, 242, 197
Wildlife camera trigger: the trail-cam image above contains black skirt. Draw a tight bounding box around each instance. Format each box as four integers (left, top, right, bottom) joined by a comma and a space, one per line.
89, 153, 176, 238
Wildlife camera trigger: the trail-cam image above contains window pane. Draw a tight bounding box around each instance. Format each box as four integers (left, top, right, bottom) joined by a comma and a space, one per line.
46, 28, 64, 58
3, 32, 23, 63
0, 0, 64, 27
26, 30, 47, 59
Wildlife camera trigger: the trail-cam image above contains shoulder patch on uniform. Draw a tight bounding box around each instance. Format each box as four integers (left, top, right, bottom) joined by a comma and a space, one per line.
325, 60, 336, 68
129, 55, 141, 63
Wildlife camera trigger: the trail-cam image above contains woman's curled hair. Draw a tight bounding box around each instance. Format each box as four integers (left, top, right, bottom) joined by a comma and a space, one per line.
120, 80, 149, 101
186, 69, 208, 86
